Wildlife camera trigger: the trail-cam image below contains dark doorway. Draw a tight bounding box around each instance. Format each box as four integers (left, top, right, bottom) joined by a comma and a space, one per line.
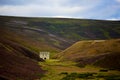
44, 58, 46, 60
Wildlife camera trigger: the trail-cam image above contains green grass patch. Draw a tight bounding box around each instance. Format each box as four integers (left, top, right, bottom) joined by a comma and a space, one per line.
38, 59, 120, 80
61, 72, 120, 80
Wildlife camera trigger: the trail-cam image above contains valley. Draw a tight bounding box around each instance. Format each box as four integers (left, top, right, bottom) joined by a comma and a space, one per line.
0, 16, 120, 80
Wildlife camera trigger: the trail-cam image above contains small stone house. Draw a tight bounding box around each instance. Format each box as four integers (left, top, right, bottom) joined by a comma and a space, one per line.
39, 52, 50, 60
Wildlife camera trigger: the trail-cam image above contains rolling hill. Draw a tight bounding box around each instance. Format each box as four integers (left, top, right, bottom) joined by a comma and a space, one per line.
0, 15, 120, 52
57, 39, 120, 70
0, 16, 120, 79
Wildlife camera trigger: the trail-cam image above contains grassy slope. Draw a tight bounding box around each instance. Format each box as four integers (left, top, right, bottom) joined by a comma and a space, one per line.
58, 39, 120, 70
0, 16, 120, 51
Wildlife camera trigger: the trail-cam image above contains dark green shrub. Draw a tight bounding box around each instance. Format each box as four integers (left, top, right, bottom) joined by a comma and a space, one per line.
60, 72, 68, 75
78, 73, 93, 78
104, 75, 120, 80
99, 69, 108, 72
61, 72, 95, 80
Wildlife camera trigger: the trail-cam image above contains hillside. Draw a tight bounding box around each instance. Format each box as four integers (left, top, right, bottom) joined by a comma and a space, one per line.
0, 16, 120, 79
57, 39, 120, 69
0, 16, 120, 52
0, 27, 61, 58
0, 37, 45, 80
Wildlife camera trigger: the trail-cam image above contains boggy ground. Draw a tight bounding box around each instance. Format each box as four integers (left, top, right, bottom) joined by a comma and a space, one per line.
39, 59, 120, 80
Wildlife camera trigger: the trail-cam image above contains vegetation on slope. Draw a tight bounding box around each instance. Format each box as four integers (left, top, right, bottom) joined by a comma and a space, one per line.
94, 52, 120, 70
0, 16, 120, 79
0, 28, 46, 80
58, 39, 120, 70
0, 15, 120, 51
0, 39, 46, 80
0, 27, 60, 58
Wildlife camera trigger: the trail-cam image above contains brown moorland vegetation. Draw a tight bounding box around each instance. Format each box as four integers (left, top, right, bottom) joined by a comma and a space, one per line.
58, 39, 120, 70
0, 29, 46, 80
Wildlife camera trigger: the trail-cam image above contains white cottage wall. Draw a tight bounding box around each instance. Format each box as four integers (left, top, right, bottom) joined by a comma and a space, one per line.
39, 52, 50, 60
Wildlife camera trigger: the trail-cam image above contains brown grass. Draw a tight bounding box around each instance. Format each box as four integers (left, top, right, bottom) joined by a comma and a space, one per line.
57, 39, 120, 70
58, 39, 120, 61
